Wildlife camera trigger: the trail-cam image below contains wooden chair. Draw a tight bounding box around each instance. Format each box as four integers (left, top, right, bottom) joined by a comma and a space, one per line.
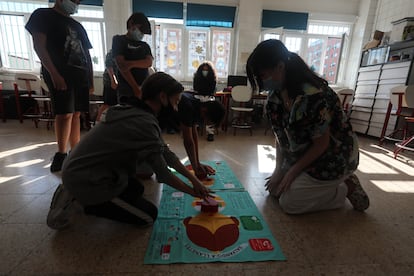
336, 88, 354, 114
394, 85, 414, 158
14, 73, 54, 129
379, 85, 407, 145
14, 73, 42, 126
230, 85, 254, 136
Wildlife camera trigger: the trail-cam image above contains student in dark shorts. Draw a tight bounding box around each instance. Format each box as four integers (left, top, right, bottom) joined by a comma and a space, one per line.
25, 0, 94, 172
112, 12, 153, 102
46, 72, 211, 230
177, 91, 225, 179
96, 49, 118, 122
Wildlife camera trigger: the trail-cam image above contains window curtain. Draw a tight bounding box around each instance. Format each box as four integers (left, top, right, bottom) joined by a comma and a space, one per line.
49, 0, 103, 6
262, 10, 308, 31
186, 3, 236, 28
132, 0, 183, 19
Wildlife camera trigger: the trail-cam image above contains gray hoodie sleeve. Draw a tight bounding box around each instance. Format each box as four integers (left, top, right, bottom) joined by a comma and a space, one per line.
146, 143, 181, 183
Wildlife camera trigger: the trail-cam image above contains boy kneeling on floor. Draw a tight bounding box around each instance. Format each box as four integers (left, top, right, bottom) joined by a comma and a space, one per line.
47, 72, 211, 230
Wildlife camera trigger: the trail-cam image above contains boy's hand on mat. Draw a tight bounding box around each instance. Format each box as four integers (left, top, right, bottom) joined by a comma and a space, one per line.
195, 164, 215, 179
192, 181, 212, 199
202, 164, 216, 175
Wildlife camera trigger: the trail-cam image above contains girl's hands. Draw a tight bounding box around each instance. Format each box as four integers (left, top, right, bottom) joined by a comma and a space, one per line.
265, 170, 283, 197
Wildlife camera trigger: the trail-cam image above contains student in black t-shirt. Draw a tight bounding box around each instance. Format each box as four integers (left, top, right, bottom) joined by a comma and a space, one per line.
112, 12, 153, 103
25, 0, 94, 173
176, 91, 225, 179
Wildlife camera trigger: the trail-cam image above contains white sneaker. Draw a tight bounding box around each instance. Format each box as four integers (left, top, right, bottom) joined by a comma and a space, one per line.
46, 184, 80, 230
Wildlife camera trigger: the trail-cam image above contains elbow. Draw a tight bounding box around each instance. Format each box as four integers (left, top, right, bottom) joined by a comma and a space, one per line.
145, 56, 153, 68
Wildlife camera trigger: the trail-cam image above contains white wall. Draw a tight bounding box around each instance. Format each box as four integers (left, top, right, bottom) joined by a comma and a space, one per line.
374, 0, 414, 35
345, 0, 379, 89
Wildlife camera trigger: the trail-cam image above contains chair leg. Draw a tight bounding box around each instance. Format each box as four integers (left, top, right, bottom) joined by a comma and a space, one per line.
379, 102, 392, 145
14, 83, 23, 123
394, 136, 414, 158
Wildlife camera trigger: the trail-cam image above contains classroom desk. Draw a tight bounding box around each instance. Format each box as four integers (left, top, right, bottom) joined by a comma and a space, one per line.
214, 91, 268, 132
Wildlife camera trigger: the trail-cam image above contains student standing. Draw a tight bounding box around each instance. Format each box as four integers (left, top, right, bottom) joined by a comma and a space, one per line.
112, 12, 153, 102
26, 0, 94, 172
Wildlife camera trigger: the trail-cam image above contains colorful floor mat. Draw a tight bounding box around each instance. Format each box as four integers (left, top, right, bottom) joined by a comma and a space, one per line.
144, 160, 285, 264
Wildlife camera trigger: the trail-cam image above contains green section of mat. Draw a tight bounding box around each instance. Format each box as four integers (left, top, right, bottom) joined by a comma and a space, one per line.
144, 161, 286, 264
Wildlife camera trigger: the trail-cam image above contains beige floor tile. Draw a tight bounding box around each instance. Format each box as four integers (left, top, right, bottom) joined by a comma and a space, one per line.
0, 224, 51, 275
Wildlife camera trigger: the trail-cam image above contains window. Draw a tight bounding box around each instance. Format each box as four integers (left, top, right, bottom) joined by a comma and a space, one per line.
0, 0, 105, 73
261, 21, 351, 84
74, 5, 105, 72
0, 0, 47, 71
139, 2, 234, 82
147, 21, 233, 81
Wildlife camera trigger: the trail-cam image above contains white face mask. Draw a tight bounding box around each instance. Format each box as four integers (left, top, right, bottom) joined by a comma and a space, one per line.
130, 29, 144, 41
61, 0, 78, 15
202, 70, 209, 77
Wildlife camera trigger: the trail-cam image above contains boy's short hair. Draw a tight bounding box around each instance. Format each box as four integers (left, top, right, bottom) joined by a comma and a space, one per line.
127, 12, 151, 34
202, 100, 225, 128
141, 72, 183, 101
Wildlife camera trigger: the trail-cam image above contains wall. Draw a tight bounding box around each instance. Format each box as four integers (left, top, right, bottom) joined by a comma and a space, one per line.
374, 0, 414, 35
345, 0, 379, 89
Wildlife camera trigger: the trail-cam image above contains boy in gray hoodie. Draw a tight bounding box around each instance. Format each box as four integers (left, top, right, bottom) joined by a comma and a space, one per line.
47, 72, 211, 230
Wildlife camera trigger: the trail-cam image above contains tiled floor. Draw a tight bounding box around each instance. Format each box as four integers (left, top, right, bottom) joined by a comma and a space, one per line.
1, 120, 413, 275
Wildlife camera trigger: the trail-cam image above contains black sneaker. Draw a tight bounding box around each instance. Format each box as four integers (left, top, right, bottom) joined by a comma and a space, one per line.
50, 152, 67, 172
345, 174, 370, 211
207, 134, 214, 142
47, 184, 80, 230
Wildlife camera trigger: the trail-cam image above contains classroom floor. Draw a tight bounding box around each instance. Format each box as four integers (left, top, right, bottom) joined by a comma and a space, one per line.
1, 120, 414, 275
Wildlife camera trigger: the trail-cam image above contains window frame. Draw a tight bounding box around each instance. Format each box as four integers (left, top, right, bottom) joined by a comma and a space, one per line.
260, 20, 352, 85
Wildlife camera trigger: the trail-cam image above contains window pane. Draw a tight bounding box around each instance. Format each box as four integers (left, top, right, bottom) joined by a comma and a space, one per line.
153, 25, 161, 71
160, 26, 183, 77
323, 37, 342, 84
0, 0, 46, 13
187, 29, 208, 78
0, 14, 30, 69
81, 21, 104, 71
284, 36, 302, 54
211, 29, 231, 78
306, 38, 324, 74
264, 33, 280, 40
76, 6, 104, 19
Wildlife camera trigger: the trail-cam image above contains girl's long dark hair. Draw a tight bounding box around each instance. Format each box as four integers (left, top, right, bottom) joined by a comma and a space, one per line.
193, 61, 217, 95
246, 39, 328, 98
